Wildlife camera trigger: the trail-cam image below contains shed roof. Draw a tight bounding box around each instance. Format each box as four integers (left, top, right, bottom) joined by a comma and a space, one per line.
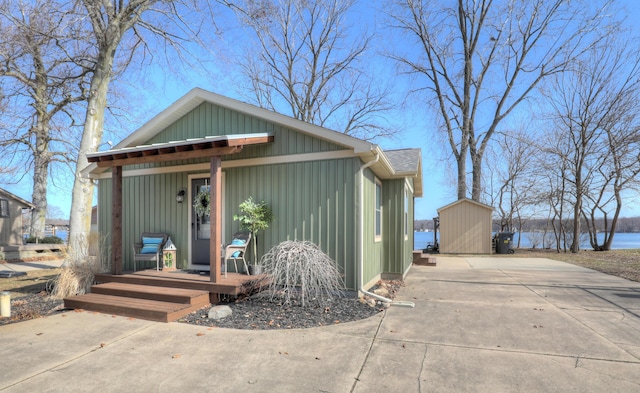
437, 198, 494, 213
0, 188, 35, 209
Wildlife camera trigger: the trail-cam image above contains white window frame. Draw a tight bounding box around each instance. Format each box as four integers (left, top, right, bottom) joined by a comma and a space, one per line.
404, 186, 409, 240
375, 179, 382, 242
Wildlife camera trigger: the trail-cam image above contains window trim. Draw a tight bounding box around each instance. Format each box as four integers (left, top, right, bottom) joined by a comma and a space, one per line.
374, 179, 382, 242
404, 187, 409, 240
0, 199, 9, 218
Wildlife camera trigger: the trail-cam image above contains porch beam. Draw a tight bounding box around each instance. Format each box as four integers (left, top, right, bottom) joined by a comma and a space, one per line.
210, 156, 222, 283
112, 165, 123, 275
93, 146, 242, 168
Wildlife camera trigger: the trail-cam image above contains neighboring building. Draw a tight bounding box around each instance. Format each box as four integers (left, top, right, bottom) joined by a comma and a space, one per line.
84, 88, 423, 290
437, 198, 494, 254
0, 188, 35, 246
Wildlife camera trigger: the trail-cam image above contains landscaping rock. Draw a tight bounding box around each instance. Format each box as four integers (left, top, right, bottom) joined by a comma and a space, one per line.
373, 287, 390, 297
208, 305, 232, 320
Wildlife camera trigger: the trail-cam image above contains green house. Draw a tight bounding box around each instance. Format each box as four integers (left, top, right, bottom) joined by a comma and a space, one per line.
85, 88, 422, 292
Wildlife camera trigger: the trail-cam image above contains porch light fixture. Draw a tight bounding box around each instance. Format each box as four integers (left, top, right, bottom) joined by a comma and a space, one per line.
176, 188, 186, 203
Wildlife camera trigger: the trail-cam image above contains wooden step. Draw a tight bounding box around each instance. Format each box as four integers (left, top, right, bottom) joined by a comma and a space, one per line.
91, 282, 210, 306
64, 293, 208, 323
93, 273, 248, 296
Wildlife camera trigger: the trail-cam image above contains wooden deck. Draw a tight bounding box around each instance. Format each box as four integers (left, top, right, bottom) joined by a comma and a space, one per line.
63, 270, 269, 322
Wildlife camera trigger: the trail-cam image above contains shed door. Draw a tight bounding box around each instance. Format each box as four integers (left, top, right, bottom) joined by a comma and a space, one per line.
190, 176, 225, 270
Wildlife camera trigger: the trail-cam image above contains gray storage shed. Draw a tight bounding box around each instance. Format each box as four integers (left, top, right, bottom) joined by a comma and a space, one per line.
0, 188, 35, 246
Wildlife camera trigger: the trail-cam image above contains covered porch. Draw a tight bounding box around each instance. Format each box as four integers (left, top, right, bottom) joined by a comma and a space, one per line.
87, 133, 274, 283
63, 134, 274, 321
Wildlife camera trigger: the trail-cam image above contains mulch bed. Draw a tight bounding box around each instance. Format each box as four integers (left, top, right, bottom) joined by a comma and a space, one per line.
179, 279, 403, 329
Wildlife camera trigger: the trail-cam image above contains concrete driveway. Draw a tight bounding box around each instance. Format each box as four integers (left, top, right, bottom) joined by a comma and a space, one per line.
1, 256, 639, 392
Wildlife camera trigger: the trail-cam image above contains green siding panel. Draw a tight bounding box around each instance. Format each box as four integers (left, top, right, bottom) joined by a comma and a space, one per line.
224, 157, 360, 289
98, 173, 191, 271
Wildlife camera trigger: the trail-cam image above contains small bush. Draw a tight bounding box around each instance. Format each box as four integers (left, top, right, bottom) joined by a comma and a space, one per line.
50, 235, 110, 299
25, 236, 64, 244
260, 240, 345, 307
50, 258, 102, 299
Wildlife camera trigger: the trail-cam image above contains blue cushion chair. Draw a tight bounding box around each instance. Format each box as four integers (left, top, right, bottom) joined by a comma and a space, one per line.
132, 232, 169, 271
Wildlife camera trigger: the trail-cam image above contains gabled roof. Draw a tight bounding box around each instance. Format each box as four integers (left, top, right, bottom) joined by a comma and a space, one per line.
437, 198, 494, 213
84, 88, 423, 196
113, 88, 374, 154
0, 188, 35, 209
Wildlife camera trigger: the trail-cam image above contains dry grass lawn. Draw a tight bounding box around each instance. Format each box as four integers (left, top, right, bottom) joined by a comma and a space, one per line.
0, 268, 61, 297
513, 248, 640, 283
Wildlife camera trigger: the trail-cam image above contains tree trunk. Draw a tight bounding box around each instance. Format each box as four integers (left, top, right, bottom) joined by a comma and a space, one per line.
571, 185, 581, 253
67, 52, 113, 260
30, 144, 49, 239
471, 154, 482, 201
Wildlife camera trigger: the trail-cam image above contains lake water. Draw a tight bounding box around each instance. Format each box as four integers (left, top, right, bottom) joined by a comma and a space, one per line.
414, 231, 640, 251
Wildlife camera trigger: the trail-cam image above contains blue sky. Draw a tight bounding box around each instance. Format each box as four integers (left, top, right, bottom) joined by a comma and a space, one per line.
6, 0, 640, 221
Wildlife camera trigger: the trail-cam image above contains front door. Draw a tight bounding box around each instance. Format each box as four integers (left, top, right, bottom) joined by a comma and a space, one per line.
191, 178, 211, 269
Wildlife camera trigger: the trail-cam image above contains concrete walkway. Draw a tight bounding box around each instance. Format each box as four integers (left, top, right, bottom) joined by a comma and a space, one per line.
1, 256, 639, 392
0, 258, 64, 274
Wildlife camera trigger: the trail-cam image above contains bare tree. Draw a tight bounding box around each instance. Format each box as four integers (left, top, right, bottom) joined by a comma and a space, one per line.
388, 0, 611, 201
582, 90, 640, 251
67, 0, 212, 258
0, 0, 91, 238
525, 126, 575, 252
224, 0, 395, 140
483, 129, 537, 245
542, 31, 640, 252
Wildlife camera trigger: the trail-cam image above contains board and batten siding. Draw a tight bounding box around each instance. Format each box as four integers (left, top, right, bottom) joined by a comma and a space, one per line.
438, 199, 493, 254
224, 157, 360, 289
97, 156, 363, 289
381, 179, 414, 276
360, 176, 415, 289
98, 172, 191, 270
135, 102, 344, 170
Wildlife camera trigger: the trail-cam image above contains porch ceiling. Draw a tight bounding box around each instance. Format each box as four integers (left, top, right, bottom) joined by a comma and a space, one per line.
87, 133, 274, 168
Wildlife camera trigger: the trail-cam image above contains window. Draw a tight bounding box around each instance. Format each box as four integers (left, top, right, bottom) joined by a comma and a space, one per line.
404, 187, 409, 239
0, 199, 9, 217
375, 180, 382, 241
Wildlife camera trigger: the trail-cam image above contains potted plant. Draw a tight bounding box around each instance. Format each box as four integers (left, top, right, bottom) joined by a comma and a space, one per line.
233, 197, 274, 275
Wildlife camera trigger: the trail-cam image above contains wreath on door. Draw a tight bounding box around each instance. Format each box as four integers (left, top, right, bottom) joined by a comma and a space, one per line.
193, 189, 211, 217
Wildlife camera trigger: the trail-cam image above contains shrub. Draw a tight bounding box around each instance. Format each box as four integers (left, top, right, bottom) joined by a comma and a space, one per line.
50, 235, 110, 299
25, 236, 64, 244
260, 240, 345, 307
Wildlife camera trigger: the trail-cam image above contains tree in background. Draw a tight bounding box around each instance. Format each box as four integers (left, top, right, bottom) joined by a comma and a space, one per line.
388, 0, 611, 201
0, 0, 91, 238
483, 129, 537, 246
541, 30, 640, 252
225, 0, 395, 140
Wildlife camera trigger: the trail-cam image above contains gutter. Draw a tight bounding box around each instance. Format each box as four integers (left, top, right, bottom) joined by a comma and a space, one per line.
358, 150, 415, 308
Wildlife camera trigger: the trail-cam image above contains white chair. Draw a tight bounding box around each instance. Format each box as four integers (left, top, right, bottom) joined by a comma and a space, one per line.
223, 232, 251, 275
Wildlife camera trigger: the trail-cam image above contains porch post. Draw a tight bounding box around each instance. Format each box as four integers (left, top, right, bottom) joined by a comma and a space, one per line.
112, 165, 123, 275
210, 156, 222, 283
